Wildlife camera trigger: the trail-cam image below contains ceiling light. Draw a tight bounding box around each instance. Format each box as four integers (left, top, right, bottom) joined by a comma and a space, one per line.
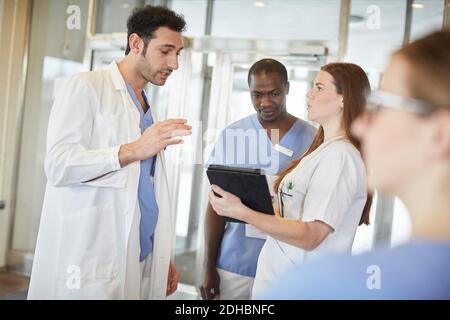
254, 1, 265, 8
412, 3, 424, 9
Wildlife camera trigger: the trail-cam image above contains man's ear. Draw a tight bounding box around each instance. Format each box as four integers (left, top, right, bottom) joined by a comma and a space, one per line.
285, 81, 290, 95
429, 110, 450, 158
128, 33, 142, 54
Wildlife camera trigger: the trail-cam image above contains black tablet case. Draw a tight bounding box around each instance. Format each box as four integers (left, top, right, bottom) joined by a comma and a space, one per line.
206, 165, 275, 224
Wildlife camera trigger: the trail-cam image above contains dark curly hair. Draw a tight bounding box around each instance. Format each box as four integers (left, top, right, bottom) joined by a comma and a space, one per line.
125, 5, 186, 56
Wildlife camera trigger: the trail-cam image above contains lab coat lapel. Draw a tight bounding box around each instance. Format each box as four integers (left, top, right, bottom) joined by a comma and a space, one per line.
146, 150, 172, 299
109, 61, 173, 299
120, 87, 140, 249
108, 61, 141, 269
144, 105, 173, 299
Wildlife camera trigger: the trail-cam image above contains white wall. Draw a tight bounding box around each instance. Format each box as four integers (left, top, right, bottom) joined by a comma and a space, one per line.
0, 0, 33, 268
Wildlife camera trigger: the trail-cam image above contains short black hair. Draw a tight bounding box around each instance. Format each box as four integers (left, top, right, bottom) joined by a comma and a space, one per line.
125, 5, 186, 55
248, 58, 288, 85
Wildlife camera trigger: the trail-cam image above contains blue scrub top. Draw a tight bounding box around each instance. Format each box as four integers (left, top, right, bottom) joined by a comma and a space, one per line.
259, 240, 450, 299
207, 114, 316, 277
126, 83, 158, 262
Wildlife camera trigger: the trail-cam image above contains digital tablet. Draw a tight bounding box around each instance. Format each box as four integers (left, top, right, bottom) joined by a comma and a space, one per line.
206, 165, 275, 223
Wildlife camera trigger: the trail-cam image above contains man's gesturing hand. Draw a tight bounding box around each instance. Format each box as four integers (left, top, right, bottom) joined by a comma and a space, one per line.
119, 119, 191, 167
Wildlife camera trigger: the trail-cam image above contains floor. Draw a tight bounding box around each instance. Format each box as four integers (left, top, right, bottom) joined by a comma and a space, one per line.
174, 250, 197, 285
0, 272, 29, 300
0, 271, 198, 300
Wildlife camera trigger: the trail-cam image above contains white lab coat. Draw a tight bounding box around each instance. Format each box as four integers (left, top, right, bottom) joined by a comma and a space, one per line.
252, 136, 368, 297
27, 61, 173, 300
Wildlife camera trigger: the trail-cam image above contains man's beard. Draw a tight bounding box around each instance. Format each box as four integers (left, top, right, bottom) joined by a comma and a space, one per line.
139, 65, 158, 85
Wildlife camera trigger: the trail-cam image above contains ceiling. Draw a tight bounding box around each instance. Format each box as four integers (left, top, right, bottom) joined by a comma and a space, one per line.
97, 0, 446, 70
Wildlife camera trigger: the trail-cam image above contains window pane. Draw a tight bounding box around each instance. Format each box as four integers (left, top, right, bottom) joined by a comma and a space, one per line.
410, 0, 444, 41
96, 0, 142, 34
347, 0, 407, 73
170, 0, 208, 37
211, 0, 340, 52
95, 0, 167, 34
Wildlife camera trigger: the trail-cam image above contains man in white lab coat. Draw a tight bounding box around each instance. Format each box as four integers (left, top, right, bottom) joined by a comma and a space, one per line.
27, 5, 191, 300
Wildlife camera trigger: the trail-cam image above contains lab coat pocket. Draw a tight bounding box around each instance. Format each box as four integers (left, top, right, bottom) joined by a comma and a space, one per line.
81, 167, 128, 189
56, 203, 119, 281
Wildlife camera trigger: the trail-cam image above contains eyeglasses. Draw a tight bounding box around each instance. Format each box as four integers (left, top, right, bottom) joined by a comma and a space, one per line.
366, 90, 435, 115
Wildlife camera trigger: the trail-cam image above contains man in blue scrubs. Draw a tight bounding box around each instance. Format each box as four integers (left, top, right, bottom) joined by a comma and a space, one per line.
200, 59, 316, 300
